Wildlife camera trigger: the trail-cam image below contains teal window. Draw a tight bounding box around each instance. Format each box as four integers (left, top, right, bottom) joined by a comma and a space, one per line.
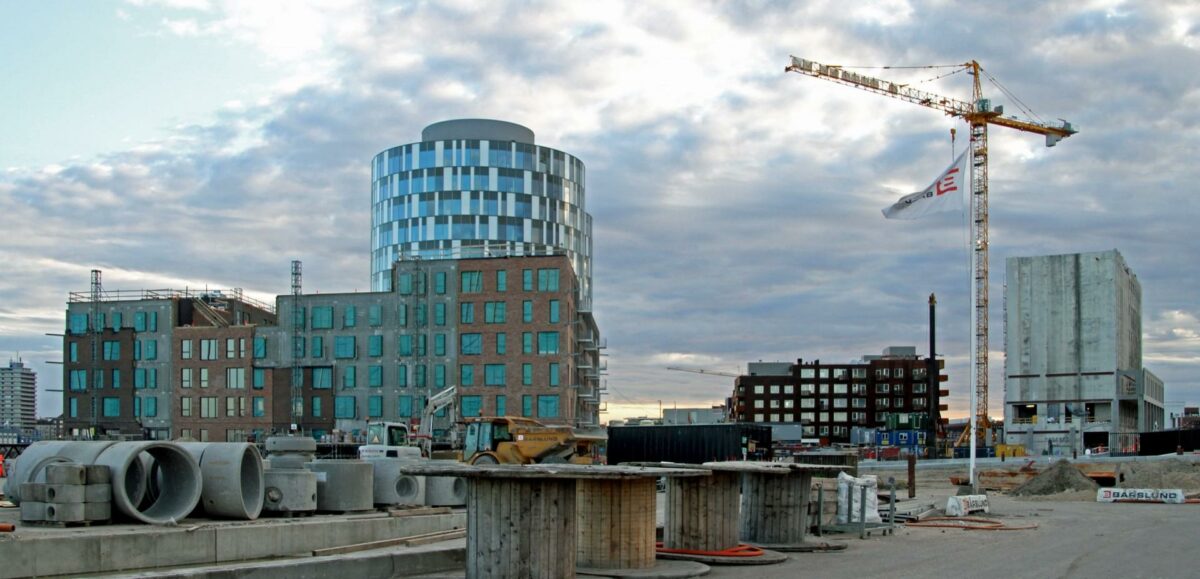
397, 304, 408, 327
398, 395, 413, 417
460, 271, 482, 293
496, 270, 507, 292
253, 397, 265, 417
68, 313, 89, 335
484, 302, 506, 323
369, 304, 383, 326
102, 397, 120, 417
461, 395, 482, 418
522, 332, 533, 354
253, 337, 267, 359
94, 313, 105, 331
68, 343, 79, 363
144, 340, 157, 360
549, 363, 560, 387
312, 306, 334, 329
537, 395, 560, 418
149, 312, 158, 332
461, 302, 475, 323
398, 335, 413, 356
549, 300, 560, 324
434, 334, 446, 356
293, 336, 306, 358
134, 397, 141, 417
292, 369, 304, 388
134, 341, 141, 360
111, 312, 122, 331
335, 396, 357, 419
416, 304, 427, 326
110, 369, 121, 388
369, 396, 383, 418
368, 335, 383, 357
253, 368, 265, 389
416, 334, 427, 356
397, 273, 413, 294
103, 340, 120, 361
312, 368, 333, 389
292, 306, 306, 329
415, 273, 426, 294
435, 272, 447, 294
69, 398, 78, 418
538, 332, 559, 355
69, 370, 87, 391
461, 333, 482, 355
434, 303, 446, 326
334, 336, 357, 359
311, 336, 324, 358
522, 363, 533, 385
310, 396, 320, 417
368, 365, 382, 387
484, 364, 506, 386
144, 397, 158, 418
496, 333, 507, 354
343, 306, 357, 328
461, 364, 474, 386
522, 301, 533, 323
495, 395, 507, 416
522, 269, 533, 291
134, 311, 147, 332
397, 365, 408, 387
147, 368, 157, 389
434, 364, 446, 388
415, 365, 427, 387
135, 368, 147, 389
341, 366, 357, 388
522, 395, 533, 417
537, 269, 560, 292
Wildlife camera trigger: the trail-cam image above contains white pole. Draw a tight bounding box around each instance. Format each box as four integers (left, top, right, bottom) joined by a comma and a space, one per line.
968, 143, 978, 488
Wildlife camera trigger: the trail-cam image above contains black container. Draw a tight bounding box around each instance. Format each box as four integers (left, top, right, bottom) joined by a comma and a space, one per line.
606, 424, 773, 465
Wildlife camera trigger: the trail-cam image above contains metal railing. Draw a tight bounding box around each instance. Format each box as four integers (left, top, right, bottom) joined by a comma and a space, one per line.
68, 287, 275, 314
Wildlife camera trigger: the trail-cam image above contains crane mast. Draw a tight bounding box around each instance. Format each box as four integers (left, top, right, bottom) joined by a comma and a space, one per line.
785, 56, 1076, 446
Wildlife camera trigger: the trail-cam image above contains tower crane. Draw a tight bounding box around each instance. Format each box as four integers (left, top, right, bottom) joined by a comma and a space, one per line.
666, 367, 741, 378
785, 57, 1077, 448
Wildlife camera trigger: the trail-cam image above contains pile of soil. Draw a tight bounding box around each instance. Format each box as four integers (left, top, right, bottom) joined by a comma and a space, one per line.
1011, 459, 1099, 496
1116, 459, 1200, 492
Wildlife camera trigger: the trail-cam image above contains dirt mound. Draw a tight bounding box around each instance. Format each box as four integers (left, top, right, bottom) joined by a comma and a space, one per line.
1011, 460, 1099, 496
1116, 459, 1200, 492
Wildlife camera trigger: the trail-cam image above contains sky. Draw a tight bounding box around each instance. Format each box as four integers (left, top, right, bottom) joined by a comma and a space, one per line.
1, 0, 1198, 425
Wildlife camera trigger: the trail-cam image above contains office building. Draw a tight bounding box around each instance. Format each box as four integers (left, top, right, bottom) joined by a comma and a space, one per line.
1004, 249, 1166, 454
0, 359, 37, 433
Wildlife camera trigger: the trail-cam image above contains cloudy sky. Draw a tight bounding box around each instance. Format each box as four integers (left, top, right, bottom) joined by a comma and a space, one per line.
2, 0, 1198, 424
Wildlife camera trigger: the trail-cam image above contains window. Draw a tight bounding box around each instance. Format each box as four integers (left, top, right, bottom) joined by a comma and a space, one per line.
852, 383, 867, 395
461, 395, 482, 418
226, 338, 236, 359
549, 363, 560, 387
415, 365, 427, 387
311, 397, 321, 417
292, 306, 306, 329
342, 365, 357, 388
461, 364, 474, 386
369, 305, 383, 327
181, 397, 193, 417
484, 302, 506, 323
853, 368, 867, 378
369, 396, 383, 418
913, 383, 927, 394
434, 303, 446, 326
461, 333, 482, 355
311, 306, 334, 329
522, 332, 533, 354
226, 397, 237, 417
495, 395, 507, 416
496, 270, 507, 292
397, 273, 413, 294
485, 364, 506, 386
834, 398, 848, 409
368, 335, 383, 357
522, 394, 533, 417
801, 399, 815, 409
434, 272, 447, 294
398, 335, 413, 356
833, 383, 848, 395
133, 311, 147, 332
200, 339, 218, 360
537, 268, 559, 291
181, 368, 193, 389
398, 396, 413, 417
369, 365, 382, 387
68, 313, 88, 335
253, 368, 265, 389
334, 336, 357, 359
461, 303, 475, 323
522, 269, 533, 291
878, 398, 890, 408
894, 398, 905, 409
343, 306, 357, 328
200, 397, 218, 418
294, 337, 306, 358
312, 367, 332, 389
460, 271, 482, 293
311, 336, 324, 358
68, 342, 79, 363
537, 332, 559, 354
416, 304, 427, 327
537, 395, 559, 418
226, 367, 245, 389
496, 333, 507, 354
69, 370, 87, 391
335, 396, 357, 419
895, 368, 904, 378
853, 398, 867, 408
397, 304, 407, 327
434, 364, 446, 388
913, 398, 928, 409
199, 368, 209, 388
397, 365, 408, 387
876, 368, 890, 378
522, 301, 533, 323
522, 363, 533, 385
800, 368, 815, 379
876, 383, 890, 394
181, 340, 193, 359
102, 341, 120, 361
548, 300, 560, 323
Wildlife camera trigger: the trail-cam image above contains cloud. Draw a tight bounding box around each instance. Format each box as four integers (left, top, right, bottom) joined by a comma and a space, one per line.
4, 0, 1200, 420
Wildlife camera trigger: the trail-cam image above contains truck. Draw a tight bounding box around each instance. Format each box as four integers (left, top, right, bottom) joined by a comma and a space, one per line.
462, 416, 605, 465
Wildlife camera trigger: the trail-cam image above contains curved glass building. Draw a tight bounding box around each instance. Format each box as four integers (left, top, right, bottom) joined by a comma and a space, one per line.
370, 119, 593, 304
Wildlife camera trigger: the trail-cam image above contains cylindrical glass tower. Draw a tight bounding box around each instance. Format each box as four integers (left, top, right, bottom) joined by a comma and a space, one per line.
370, 119, 592, 305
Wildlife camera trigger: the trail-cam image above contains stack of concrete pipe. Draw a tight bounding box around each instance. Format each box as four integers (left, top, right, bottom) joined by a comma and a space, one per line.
177, 443, 265, 520
262, 436, 318, 515
18, 463, 112, 524
6, 441, 202, 524
306, 460, 375, 512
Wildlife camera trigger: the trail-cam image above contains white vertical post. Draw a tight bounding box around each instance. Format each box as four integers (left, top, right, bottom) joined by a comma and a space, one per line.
968, 150, 978, 487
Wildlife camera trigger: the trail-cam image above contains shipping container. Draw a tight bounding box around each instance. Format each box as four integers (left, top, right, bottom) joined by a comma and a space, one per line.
606, 424, 772, 465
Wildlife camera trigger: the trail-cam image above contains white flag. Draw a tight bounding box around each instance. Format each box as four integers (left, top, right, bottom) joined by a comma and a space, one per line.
882, 150, 969, 220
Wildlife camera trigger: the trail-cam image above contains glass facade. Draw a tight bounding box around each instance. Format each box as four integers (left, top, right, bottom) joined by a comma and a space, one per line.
370, 120, 593, 305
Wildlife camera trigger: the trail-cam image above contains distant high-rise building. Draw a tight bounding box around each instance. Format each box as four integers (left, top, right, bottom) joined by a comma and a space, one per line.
369, 119, 594, 308
0, 359, 37, 433
1004, 249, 1165, 455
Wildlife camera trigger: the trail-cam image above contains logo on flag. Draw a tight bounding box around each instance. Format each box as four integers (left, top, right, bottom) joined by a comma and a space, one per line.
882, 150, 970, 220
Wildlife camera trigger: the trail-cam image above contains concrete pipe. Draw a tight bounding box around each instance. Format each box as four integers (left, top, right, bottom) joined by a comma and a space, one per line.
366, 458, 426, 506
263, 469, 318, 514
425, 476, 468, 507
178, 443, 265, 520
5, 441, 120, 504
93, 442, 201, 524
265, 436, 317, 470
306, 460, 374, 512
